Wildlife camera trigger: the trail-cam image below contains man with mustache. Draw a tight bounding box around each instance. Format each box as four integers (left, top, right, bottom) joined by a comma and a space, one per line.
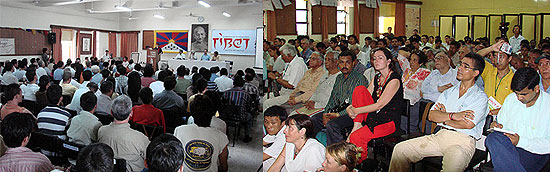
310, 50, 367, 145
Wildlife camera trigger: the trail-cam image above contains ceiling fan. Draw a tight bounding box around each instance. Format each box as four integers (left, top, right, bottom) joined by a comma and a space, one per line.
183, 12, 205, 22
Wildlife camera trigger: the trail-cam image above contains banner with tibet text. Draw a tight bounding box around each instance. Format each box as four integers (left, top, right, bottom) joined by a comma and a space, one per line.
211, 29, 256, 55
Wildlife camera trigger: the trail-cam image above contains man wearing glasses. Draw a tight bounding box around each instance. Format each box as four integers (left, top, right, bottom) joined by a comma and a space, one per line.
300, 38, 313, 63
421, 52, 460, 102
390, 53, 488, 172
477, 40, 516, 116
535, 53, 550, 94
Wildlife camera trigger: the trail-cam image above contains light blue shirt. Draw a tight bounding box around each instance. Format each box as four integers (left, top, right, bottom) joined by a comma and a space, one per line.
53, 68, 64, 81
201, 54, 211, 61
421, 68, 460, 102
432, 82, 488, 139
539, 74, 550, 94
497, 92, 550, 154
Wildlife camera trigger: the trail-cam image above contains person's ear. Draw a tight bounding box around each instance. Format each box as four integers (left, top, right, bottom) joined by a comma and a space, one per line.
339, 164, 347, 172
299, 128, 307, 136
535, 84, 540, 93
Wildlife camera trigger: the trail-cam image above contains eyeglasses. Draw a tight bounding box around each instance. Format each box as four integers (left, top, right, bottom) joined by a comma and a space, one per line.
459, 62, 477, 71
539, 61, 550, 67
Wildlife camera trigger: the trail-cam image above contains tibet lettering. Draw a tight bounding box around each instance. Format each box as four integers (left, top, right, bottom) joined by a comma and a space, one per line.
213, 33, 250, 50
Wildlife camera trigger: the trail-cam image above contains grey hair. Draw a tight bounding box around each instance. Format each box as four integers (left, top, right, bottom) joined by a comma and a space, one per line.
91, 65, 100, 73
160, 63, 169, 70
461, 44, 474, 53
38, 60, 44, 67
325, 50, 340, 61
280, 44, 297, 57
311, 51, 325, 63
111, 95, 133, 121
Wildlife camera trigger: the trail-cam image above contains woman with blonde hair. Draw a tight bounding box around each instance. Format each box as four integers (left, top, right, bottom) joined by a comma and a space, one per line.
317, 142, 361, 172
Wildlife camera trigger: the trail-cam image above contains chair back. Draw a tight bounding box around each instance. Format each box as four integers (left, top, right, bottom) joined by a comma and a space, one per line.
420, 101, 436, 134
161, 109, 184, 133
27, 131, 85, 159
130, 121, 164, 140
94, 112, 114, 125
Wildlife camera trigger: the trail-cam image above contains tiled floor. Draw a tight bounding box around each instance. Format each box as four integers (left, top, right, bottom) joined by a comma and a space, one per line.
227, 115, 263, 172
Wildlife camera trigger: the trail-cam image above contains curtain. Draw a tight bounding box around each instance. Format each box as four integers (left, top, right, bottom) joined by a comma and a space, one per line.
108, 32, 117, 57
52, 28, 62, 63
120, 32, 138, 59
92, 31, 97, 58
76, 30, 81, 59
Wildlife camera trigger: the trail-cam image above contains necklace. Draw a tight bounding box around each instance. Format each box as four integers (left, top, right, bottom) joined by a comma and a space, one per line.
376, 72, 392, 98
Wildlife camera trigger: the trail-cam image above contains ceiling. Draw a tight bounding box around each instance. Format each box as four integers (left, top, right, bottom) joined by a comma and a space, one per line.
1, 0, 261, 14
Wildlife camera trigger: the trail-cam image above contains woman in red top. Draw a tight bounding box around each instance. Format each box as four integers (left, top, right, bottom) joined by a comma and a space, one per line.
130, 87, 166, 132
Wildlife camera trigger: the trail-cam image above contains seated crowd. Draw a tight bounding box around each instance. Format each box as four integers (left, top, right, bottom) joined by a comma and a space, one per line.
263, 26, 550, 172
0, 55, 261, 172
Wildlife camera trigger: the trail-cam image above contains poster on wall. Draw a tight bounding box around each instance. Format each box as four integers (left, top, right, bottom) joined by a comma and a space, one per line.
0, 38, 15, 55
80, 33, 92, 55
155, 30, 189, 53
190, 24, 209, 52
82, 38, 90, 52
212, 29, 256, 55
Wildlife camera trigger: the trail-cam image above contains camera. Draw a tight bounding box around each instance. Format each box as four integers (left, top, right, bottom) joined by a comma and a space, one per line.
499, 22, 510, 39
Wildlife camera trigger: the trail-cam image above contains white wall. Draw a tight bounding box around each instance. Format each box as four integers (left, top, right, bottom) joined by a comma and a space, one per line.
96, 31, 109, 57
0, 3, 120, 30
119, 4, 262, 72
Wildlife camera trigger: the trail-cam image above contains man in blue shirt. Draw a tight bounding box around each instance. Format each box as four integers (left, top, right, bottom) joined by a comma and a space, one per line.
536, 53, 550, 94
200, 49, 211, 61
485, 67, 550, 172
300, 38, 313, 63
53, 61, 64, 84
390, 53, 488, 172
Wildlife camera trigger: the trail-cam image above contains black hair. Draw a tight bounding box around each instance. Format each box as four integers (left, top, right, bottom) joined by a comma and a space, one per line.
1, 83, 21, 104
193, 78, 208, 94
463, 52, 485, 80
126, 71, 141, 102
100, 81, 114, 94
143, 65, 154, 77
450, 41, 461, 49
511, 67, 540, 92
411, 50, 428, 65
25, 69, 36, 82
285, 114, 315, 139
264, 105, 288, 123
0, 112, 35, 147
3, 62, 13, 74
146, 134, 184, 172
163, 76, 177, 90
100, 69, 110, 78
339, 50, 357, 61
139, 87, 154, 104
177, 65, 186, 77
80, 91, 98, 112
199, 67, 211, 81
117, 65, 127, 75
190, 94, 215, 127
233, 75, 245, 87
220, 68, 228, 76
348, 35, 358, 41
435, 39, 442, 44
134, 63, 142, 71
244, 73, 254, 82
82, 70, 93, 81
157, 70, 169, 82
316, 42, 327, 50
46, 84, 62, 104
38, 75, 50, 92
76, 143, 114, 172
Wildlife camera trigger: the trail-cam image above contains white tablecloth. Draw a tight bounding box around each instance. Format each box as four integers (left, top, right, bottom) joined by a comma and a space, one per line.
166, 59, 231, 71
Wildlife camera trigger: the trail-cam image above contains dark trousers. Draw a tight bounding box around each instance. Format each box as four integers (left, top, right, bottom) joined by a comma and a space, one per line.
311, 112, 354, 145
486, 132, 549, 172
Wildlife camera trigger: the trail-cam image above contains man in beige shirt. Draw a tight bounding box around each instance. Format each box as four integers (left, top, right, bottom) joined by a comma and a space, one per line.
67, 91, 102, 145
60, 72, 77, 96
263, 52, 325, 111
98, 95, 149, 172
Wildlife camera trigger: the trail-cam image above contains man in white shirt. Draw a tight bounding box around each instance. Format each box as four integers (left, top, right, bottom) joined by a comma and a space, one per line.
174, 50, 186, 60
350, 44, 369, 68
485, 67, 550, 172
20, 70, 39, 102
421, 52, 460, 102
266, 44, 307, 96
2, 63, 18, 85
214, 68, 233, 92
100, 50, 111, 61
263, 106, 288, 171
509, 25, 526, 54
291, 51, 341, 115
68, 82, 98, 113
36, 60, 48, 81
420, 35, 433, 49
390, 53, 489, 172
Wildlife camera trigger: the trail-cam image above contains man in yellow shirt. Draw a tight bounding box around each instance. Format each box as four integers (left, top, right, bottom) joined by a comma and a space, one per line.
478, 40, 515, 115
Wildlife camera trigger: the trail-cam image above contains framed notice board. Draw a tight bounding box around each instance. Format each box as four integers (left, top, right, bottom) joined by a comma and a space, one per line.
0, 28, 50, 56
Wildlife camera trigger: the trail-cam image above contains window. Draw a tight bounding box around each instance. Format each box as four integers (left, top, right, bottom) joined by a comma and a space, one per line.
337, 6, 347, 35
296, 0, 308, 35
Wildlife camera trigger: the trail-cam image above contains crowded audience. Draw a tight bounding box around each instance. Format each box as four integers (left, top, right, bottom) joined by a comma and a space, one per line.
262, 28, 550, 171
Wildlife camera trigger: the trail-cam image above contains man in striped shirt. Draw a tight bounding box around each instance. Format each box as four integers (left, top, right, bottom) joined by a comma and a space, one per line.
0, 112, 54, 172
222, 76, 252, 142
37, 84, 72, 156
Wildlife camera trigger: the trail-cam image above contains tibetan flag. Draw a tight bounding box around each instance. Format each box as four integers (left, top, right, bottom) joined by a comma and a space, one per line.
154, 30, 189, 53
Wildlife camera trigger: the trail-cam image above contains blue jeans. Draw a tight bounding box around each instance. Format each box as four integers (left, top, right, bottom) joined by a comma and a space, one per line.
485, 132, 549, 172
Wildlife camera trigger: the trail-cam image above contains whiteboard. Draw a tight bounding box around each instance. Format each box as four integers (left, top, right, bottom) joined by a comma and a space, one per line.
255, 27, 263, 69
0, 38, 15, 55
